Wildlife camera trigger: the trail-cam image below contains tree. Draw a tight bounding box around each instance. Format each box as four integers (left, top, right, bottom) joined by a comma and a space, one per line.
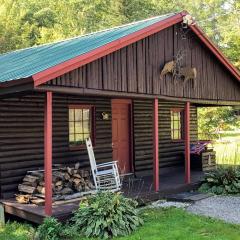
0, 0, 239, 71
198, 107, 240, 138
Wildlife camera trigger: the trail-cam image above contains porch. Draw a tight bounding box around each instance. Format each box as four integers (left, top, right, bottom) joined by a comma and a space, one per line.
41, 92, 192, 215
0, 92, 203, 223
1, 169, 203, 224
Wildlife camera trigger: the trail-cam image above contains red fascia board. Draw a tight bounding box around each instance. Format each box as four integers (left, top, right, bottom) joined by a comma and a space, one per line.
32, 13, 185, 87
190, 25, 240, 82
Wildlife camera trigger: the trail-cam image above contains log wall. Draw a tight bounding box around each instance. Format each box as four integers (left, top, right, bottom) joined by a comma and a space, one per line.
47, 23, 240, 102
0, 93, 112, 198
133, 100, 198, 176
0, 93, 197, 198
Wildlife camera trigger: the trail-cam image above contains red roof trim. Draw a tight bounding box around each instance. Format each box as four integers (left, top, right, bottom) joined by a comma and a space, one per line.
2, 11, 237, 88
190, 25, 240, 82
33, 12, 185, 86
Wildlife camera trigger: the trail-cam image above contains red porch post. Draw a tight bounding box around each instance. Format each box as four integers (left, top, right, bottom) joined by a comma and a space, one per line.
185, 101, 191, 184
44, 91, 53, 215
153, 98, 159, 191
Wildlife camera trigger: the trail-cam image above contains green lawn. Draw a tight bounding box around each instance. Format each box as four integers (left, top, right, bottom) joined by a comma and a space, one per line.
213, 134, 240, 165
1, 208, 240, 240
0, 221, 34, 240
113, 208, 240, 240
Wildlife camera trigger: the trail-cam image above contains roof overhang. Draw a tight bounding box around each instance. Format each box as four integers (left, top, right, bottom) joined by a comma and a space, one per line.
189, 25, 240, 82
0, 10, 239, 91
32, 12, 185, 87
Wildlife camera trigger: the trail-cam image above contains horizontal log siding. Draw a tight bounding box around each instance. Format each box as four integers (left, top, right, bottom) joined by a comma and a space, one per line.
47, 23, 240, 102
0, 93, 112, 198
133, 100, 197, 176
158, 101, 197, 171
133, 100, 153, 175
0, 94, 197, 197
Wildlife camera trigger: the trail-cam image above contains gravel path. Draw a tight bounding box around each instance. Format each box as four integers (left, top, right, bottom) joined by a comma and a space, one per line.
187, 196, 240, 224
151, 200, 190, 209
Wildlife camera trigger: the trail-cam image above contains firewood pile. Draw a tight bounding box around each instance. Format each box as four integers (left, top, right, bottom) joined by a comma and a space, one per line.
16, 163, 95, 205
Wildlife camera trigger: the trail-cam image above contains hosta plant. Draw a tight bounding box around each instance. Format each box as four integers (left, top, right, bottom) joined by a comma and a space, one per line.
199, 167, 240, 195
35, 217, 63, 240
71, 191, 143, 239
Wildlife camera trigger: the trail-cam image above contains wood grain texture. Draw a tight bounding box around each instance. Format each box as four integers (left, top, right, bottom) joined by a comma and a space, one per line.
133, 99, 198, 176
46, 24, 240, 102
0, 93, 112, 198
0, 92, 198, 197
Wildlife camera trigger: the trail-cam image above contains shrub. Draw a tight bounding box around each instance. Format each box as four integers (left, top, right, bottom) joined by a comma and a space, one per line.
71, 191, 143, 239
199, 167, 240, 195
35, 217, 63, 240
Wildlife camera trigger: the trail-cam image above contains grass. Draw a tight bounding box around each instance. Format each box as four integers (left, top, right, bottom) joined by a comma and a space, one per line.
1, 208, 240, 240
0, 221, 34, 240
113, 208, 240, 240
212, 134, 240, 165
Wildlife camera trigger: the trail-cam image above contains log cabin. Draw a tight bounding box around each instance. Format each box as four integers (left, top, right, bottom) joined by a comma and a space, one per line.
0, 11, 240, 223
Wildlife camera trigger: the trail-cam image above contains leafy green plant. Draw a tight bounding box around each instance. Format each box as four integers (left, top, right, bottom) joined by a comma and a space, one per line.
71, 191, 143, 239
199, 167, 240, 195
35, 217, 63, 240
198, 107, 240, 140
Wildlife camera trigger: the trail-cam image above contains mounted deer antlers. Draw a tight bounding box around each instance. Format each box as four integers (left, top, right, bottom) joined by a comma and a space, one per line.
160, 50, 197, 88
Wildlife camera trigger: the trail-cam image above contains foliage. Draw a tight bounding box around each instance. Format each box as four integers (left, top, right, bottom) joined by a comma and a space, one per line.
213, 134, 240, 166
35, 217, 63, 240
0, 0, 239, 71
199, 167, 240, 195
2, 208, 240, 240
0, 221, 34, 240
198, 107, 240, 139
71, 191, 143, 239
119, 207, 240, 240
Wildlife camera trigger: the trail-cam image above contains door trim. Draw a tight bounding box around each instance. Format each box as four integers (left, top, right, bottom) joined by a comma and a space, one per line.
111, 99, 132, 104
111, 99, 133, 173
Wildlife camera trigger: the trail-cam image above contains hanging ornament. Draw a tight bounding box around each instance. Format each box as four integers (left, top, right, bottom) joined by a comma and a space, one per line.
182, 14, 196, 28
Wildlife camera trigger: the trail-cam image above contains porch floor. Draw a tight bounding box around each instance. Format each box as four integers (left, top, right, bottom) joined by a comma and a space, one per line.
1, 169, 204, 224
123, 169, 204, 201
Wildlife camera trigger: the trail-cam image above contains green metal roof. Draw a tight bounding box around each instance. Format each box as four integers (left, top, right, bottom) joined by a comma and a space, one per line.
0, 13, 176, 83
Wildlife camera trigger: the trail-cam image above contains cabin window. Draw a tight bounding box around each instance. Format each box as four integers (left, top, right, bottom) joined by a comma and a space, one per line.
170, 109, 183, 140
68, 105, 95, 147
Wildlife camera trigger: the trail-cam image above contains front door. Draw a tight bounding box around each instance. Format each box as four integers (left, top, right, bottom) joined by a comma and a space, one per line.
112, 99, 131, 174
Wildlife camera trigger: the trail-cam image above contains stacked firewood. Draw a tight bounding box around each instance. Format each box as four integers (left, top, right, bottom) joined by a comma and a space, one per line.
16, 163, 95, 204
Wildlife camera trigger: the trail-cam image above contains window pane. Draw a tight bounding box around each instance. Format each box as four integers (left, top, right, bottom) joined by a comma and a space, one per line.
75, 134, 84, 144
83, 120, 90, 133
172, 131, 176, 139
75, 121, 82, 133
174, 112, 178, 120
177, 130, 180, 139
69, 109, 74, 121
171, 110, 182, 140
84, 133, 90, 139
69, 134, 75, 143
83, 109, 90, 121
69, 106, 94, 146
69, 122, 75, 134
75, 109, 82, 121
173, 130, 176, 139
173, 120, 179, 129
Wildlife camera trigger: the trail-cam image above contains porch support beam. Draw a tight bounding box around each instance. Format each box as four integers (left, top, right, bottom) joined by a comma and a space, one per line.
185, 101, 191, 184
153, 98, 159, 191
44, 91, 53, 216
35, 85, 240, 106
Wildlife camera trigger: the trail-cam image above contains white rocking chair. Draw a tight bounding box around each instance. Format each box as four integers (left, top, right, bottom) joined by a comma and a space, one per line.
86, 138, 121, 191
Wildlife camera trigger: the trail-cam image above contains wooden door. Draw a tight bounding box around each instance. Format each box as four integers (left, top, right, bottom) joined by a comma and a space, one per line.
112, 99, 132, 174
